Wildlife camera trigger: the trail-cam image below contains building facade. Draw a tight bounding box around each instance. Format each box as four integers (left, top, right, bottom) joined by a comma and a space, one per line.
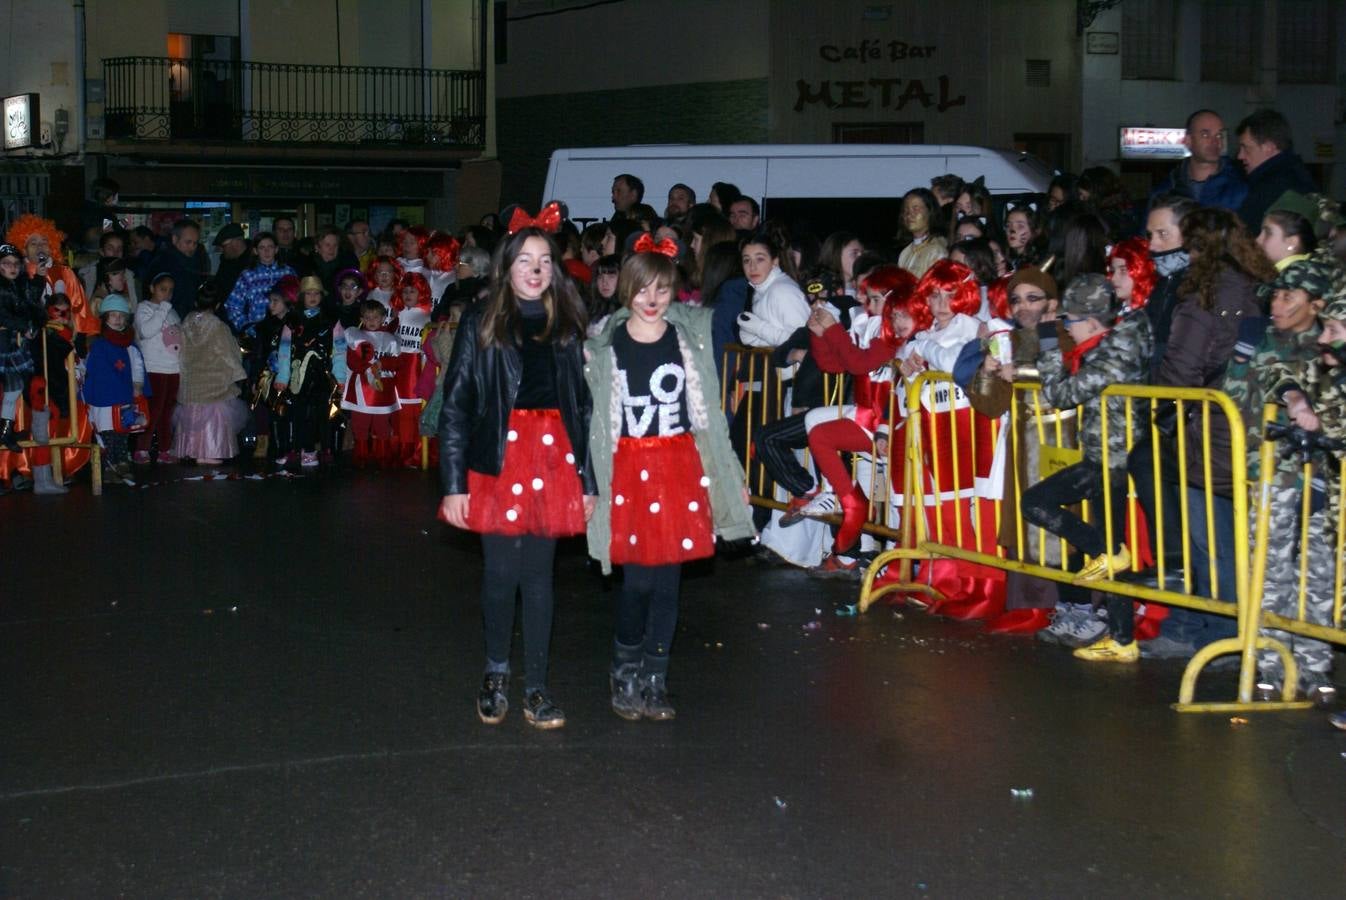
2, 0, 495, 245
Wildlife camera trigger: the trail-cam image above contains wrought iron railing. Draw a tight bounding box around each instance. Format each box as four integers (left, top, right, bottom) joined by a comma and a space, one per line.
103, 56, 485, 148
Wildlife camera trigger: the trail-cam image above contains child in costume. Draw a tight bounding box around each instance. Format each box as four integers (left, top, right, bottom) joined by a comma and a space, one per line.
437, 215, 596, 731
341, 299, 401, 468
274, 276, 347, 468
250, 276, 298, 464
0, 242, 45, 456
83, 294, 146, 485
334, 267, 367, 329
584, 239, 755, 721
133, 272, 182, 463
365, 255, 402, 316
394, 271, 433, 466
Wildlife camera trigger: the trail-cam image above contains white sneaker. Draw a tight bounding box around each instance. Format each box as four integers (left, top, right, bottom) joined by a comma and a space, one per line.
300, 451, 319, 468
1057, 612, 1109, 649
797, 490, 839, 521
1037, 604, 1085, 645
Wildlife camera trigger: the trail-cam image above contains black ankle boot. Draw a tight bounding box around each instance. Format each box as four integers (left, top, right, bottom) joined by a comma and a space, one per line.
477, 672, 509, 725
610, 663, 642, 721
0, 418, 26, 452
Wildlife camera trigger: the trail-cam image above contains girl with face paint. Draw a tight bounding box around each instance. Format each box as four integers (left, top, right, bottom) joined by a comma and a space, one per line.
897, 188, 948, 278
437, 223, 596, 731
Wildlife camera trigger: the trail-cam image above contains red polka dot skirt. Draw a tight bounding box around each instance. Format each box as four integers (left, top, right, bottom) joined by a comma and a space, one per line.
609, 432, 714, 567
466, 408, 585, 537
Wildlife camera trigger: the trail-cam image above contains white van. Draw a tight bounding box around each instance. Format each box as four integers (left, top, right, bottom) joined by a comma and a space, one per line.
542, 144, 1054, 241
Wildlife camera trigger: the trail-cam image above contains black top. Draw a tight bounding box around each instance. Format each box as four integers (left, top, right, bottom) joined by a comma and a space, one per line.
514, 300, 559, 409
613, 322, 690, 438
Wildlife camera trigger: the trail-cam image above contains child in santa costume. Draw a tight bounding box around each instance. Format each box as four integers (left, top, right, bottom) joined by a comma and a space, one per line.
394, 271, 434, 466
341, 299, 401, 468
584, 239, 755, 721
437, 214, 596, 731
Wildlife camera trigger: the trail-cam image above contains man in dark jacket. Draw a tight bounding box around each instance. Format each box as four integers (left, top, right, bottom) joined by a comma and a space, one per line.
146, 219, 208, 320
1149, 109, 1247, 211
1235, 108, 1316, 233
211, 223, 251, 310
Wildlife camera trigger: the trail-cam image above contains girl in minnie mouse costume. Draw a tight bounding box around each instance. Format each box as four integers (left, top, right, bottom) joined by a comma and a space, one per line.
585, 237, 755, 721
438, 205, 597, 730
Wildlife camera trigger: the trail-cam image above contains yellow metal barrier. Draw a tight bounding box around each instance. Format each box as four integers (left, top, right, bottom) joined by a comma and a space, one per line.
851, 372, 1319, 712
9, 332, 100, 492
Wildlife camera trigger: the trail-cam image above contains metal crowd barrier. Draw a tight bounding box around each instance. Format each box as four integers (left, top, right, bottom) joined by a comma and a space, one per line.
720, 360, 1346, 714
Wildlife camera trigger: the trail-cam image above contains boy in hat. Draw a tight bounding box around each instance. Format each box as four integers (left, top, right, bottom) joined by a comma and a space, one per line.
1020, 273, 1153, 662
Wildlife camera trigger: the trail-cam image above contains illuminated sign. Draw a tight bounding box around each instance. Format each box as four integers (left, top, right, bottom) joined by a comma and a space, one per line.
4, 93, 39, 150
1119, 126, 1188, 160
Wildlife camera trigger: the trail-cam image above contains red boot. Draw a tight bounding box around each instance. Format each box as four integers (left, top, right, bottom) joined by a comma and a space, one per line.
833, 485, 869, 556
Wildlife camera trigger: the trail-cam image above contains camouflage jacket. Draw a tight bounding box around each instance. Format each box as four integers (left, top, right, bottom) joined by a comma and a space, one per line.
1261, 347, 1346, 521
1037, 312, 1152, 470
1221, 318, 1322, 483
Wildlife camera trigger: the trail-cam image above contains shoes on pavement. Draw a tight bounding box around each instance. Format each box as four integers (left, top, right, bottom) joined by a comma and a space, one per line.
477, 672, 509, 725
300, 451, 320, 468
132, 450, 151, 465
640, 673, 676, 721
808, 554, 859, 579
1329, 710, 1346, 731
522, 688, 566, 730
157, 451, 177, 465
610, 664, 643, 721
1073, 636, 1140, 663
1139, 635, 1197, 660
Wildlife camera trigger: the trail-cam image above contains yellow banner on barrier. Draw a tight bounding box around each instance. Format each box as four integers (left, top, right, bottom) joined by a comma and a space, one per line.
1038, 444, 1083, 480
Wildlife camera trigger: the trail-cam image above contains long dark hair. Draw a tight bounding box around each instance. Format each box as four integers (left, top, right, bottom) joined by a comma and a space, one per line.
699, 241, 744, 308
1179, 208, 1277, 310
477, 227, 587, 348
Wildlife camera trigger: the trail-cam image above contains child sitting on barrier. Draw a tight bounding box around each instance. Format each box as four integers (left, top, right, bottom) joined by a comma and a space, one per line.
789, 265, 924, 575
1021, 273, 1153, 663
1239, 256, 1345, 702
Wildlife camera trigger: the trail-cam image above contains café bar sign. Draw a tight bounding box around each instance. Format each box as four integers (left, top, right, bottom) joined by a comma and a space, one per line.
4, 93, 39, 150
1119, 126, 1189, 160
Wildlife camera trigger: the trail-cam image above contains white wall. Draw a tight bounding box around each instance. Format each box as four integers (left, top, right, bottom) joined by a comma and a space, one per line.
1082, 2, 1346, 192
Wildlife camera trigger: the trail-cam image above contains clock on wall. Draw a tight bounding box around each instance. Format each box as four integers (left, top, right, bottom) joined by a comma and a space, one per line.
4, 94, 40, 151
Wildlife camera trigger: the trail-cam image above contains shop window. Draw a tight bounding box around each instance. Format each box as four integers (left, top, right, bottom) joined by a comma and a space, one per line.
1122, 0, 1176, 80
832, 122, 924, 144
1201, 0, 1260, 83
1278, 0, 1335, 84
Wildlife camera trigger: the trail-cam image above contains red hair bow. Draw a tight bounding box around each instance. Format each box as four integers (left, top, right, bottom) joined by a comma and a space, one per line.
507, 202, 563, 235
633, 233, 679, 258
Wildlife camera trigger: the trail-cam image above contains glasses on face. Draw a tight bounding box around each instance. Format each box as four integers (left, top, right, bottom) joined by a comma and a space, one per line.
1009, 293, 1047, 307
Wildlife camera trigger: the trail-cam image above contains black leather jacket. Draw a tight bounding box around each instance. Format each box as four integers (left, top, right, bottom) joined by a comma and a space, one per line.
437, 303, 596, 496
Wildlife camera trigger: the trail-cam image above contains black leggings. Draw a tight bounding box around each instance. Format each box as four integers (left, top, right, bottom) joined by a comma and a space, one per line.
290, 386, 325, 452
614, 563, 681, 675
481, 533, 558, 690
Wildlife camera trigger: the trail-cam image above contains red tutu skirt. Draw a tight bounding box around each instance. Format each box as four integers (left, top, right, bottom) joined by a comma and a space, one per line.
610, 432, 714, 566
466, 408, 585, 537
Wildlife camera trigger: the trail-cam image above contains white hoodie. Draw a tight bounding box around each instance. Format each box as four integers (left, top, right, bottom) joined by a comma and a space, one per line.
736, 266, 810, 348
134, 300, 182, 375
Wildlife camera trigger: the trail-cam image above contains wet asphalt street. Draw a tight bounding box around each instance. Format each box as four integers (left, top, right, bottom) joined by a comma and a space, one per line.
2, 468, 1344, 898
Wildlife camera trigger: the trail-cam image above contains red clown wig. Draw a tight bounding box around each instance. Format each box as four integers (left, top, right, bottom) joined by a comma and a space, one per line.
425, 232, 462, 272
400, 271, 433, 312
365, 254, 404, 292
1106, 236, 1157, 310
916, 259, 981, 316
401, 225, 431, 260
859, 265, 924, 343
986, 275, 1012, 320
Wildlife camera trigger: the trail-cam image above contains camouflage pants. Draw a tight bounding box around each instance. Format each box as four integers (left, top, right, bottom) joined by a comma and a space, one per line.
1252, 483, 1339, 680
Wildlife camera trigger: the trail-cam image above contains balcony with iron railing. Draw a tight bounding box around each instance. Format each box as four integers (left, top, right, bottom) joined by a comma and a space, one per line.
102, 56, 486, 154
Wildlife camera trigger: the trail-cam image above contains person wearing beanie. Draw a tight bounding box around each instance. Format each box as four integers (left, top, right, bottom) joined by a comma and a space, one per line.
1020, 273, 1153, 662
83, 293, 147, 485
950, 266, 1090, 637
1223, 255, 1345, 703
